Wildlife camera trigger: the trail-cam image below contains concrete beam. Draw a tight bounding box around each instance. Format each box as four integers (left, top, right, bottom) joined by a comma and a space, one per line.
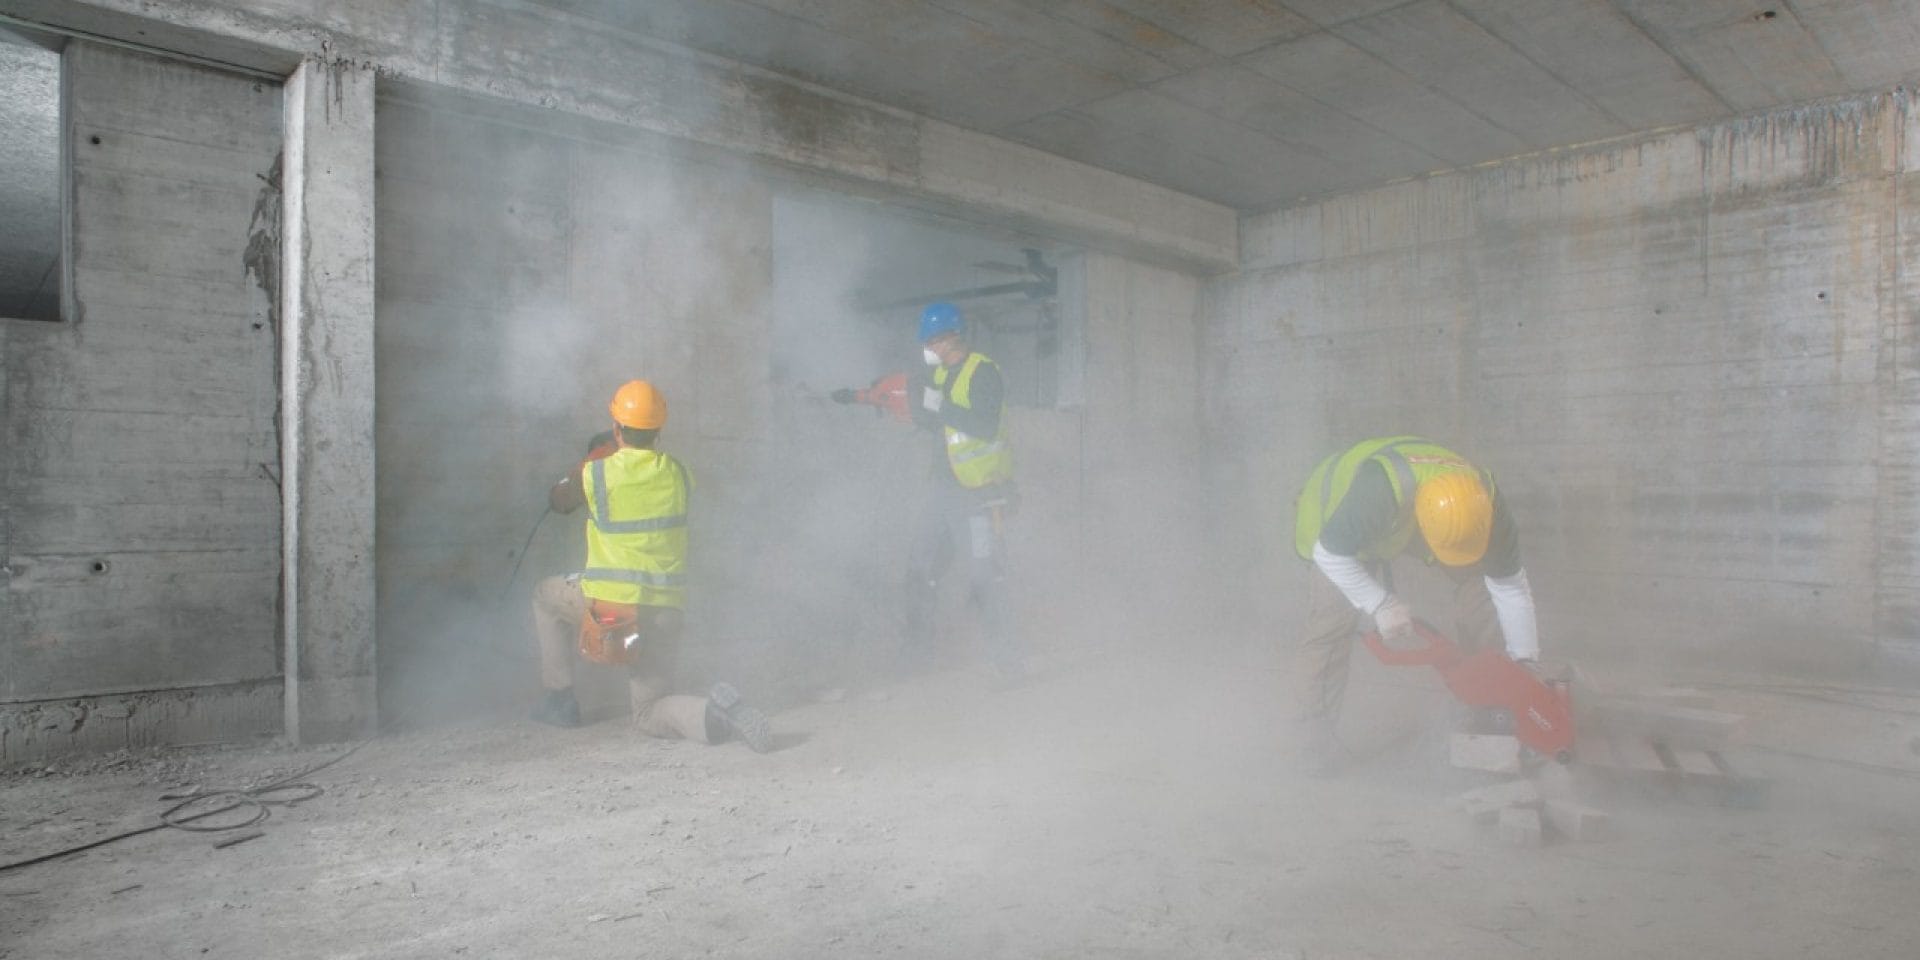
0, 0, 1238, 273
281, 57, 377, 743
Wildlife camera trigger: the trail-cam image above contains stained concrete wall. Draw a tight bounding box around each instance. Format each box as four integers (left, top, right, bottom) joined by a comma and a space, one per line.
1, 42, 284, 761
371, 87, 1219, 712
1207, 89, 1920, 678
372, 85, 786, 712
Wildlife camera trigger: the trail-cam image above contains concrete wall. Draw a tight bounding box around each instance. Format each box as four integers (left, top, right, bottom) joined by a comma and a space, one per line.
1, 42, 284, 761
1207, 89, 1920, 678
371, 86, 1220, 711
373, 85, 785, 711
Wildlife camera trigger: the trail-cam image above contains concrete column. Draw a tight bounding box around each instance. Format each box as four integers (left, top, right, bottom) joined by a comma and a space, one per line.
280, 57, 377, 743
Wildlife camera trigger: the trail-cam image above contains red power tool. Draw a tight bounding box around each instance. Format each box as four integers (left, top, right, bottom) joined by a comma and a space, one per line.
835, 372, 911, 424
1362, 620, 1576, 763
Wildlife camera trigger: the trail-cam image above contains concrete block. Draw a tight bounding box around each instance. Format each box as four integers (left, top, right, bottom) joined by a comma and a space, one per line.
1457, 777, 1542, 824
1451, 733, 1522, 774
1457, 778, 1543, 809
1498, 806, 1543, 847
1543, 800, 1610, 843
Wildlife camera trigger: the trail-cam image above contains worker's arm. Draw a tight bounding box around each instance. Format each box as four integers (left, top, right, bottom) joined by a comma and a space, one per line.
549, 467, 586, 514
546, 432, 619, 515
1478, 503, 1539, 660
1311, 461, 1400, 614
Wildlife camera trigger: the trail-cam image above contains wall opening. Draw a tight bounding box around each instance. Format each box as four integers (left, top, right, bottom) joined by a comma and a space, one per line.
769, 190, 1078, 412
0, 25, 66, 322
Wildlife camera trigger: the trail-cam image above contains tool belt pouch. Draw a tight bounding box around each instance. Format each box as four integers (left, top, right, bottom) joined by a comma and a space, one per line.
578, 599, 643, 666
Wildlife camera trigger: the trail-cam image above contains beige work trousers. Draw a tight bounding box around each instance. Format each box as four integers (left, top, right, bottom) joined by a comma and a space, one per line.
532, 574, 712, 742
1297, 558, 1502, 722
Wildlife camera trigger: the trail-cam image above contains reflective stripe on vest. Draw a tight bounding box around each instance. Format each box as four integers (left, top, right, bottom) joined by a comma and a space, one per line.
1293, 436, 1477, 562
934, 353, 1014, 489
580, 448, 691, 608
580, 567, 688, 587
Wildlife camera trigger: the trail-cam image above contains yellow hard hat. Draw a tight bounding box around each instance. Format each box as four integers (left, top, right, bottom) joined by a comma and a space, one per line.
1415, 470, 1492, 566
609, 379, 667, 430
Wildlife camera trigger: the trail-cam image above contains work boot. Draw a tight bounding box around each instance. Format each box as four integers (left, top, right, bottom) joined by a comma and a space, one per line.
705, 682, 773, 753
530, 688, 582, 729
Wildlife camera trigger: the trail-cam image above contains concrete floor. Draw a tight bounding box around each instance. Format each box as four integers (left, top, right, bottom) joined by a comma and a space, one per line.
3, 648, 1918, 959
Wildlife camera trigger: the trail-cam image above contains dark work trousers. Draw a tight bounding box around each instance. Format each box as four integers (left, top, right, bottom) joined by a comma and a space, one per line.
904, 482, 1019, 671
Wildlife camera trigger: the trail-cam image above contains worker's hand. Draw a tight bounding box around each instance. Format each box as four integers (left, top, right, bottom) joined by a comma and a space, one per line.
1372, 594, 1412, 643
830, 388, 856, 404
921, 386, 944, 413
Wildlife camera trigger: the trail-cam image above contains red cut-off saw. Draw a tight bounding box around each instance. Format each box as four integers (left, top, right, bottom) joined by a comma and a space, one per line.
1362, 620, 1576, 763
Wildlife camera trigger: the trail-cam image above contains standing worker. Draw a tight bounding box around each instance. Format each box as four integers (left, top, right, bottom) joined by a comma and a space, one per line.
834, 302, 1023, 678
529, 379, 772, 752
1292, 436, 1540, 773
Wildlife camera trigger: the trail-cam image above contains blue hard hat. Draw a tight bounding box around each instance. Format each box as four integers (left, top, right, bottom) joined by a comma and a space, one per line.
918, 302, 963, 343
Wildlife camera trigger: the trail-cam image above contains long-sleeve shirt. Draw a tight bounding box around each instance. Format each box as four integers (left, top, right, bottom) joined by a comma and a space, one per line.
910, 357, 1004, 486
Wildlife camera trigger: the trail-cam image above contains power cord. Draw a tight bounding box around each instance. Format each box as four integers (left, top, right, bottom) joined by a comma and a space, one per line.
2, 503, 557, 874
0, 725, 372, 874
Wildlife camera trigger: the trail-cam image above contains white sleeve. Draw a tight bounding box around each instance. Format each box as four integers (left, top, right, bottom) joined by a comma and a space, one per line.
1484, 568, 1540, 661
1312, 540, 1388, 614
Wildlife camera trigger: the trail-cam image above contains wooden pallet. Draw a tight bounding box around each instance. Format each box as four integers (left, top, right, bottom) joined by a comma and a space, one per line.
1573, 734, 1768, 806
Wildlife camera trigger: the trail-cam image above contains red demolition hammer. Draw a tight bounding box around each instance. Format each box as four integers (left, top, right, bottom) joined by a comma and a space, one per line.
831, 372, 911, 424
1361, 620, 1576, 764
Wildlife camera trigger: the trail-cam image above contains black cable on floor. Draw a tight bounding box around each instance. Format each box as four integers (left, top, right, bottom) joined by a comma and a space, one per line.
0, 734, 371, 874
4, 506, 553, 875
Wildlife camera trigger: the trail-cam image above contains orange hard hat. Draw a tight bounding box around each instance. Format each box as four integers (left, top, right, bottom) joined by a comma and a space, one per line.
1414, 470, 1492, 567
609, 379, 667, 430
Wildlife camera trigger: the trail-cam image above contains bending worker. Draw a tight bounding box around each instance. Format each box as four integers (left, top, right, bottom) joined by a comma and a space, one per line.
836, 302, 1022, 676
1293, 436, 1539, 772
529, 379, 772, 752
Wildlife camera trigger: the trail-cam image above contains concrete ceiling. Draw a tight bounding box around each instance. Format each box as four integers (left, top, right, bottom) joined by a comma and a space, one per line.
531, 0, 1920, 210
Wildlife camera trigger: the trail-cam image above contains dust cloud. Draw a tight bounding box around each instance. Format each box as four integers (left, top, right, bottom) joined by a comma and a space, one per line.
368, 81, 1138, 734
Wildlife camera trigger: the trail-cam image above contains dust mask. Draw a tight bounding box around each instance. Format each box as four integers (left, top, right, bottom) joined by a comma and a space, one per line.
922, 347, 941, 366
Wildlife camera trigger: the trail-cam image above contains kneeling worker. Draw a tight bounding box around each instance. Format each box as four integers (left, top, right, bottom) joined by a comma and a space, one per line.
529, 379, 772, 752
1294, 436, 1540, 772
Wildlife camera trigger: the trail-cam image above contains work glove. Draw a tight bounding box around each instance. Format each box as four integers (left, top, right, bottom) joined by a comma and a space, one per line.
921, 386, 944, 413
1372, 594, 1412, 644
830, 388, 856, 404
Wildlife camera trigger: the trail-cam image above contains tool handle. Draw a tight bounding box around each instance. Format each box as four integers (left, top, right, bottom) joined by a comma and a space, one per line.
854, 372, 911, 424
1359, 618, 1461, 667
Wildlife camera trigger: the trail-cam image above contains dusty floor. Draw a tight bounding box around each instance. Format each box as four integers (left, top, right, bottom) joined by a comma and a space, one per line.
4, 645, 1919, 960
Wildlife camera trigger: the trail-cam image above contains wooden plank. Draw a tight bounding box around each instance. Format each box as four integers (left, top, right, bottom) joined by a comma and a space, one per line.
1641, 686, 1719, 709
1606, 736, 1672, 773
1586, 697, 1747, 750
1655, 743, 1722, 778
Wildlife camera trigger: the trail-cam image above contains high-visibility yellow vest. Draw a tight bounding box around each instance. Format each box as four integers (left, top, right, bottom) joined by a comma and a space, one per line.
580, 447, 691, 608
1292, 436, 1486, 561
933, 352, 1014, 489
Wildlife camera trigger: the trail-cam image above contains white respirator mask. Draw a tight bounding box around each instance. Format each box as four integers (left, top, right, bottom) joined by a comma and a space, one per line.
922, 347, 941, 366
